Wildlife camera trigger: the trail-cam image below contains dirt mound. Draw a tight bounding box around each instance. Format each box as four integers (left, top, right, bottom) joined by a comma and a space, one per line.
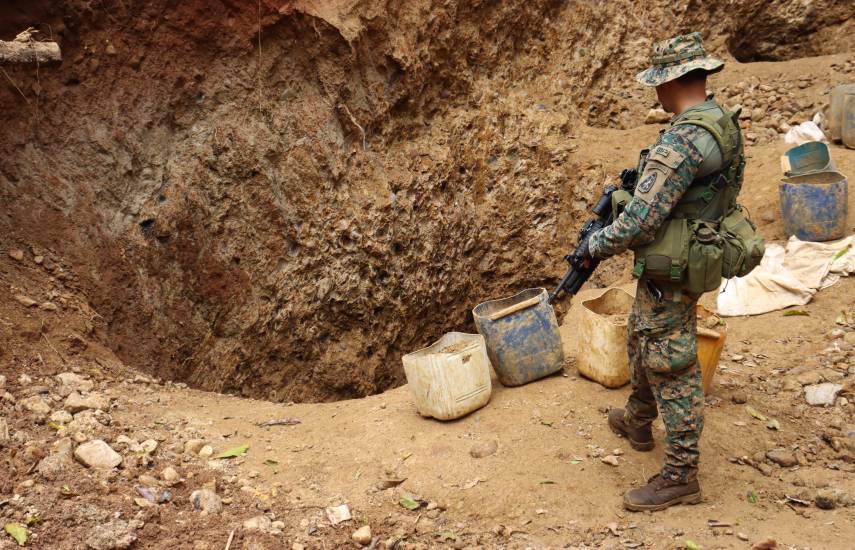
0, 0, 853, 403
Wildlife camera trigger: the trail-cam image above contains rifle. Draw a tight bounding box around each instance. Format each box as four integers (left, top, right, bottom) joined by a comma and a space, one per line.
547, 168, 639, 304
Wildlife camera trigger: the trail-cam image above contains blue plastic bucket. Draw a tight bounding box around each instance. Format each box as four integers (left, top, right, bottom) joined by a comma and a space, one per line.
779, 171, 848, 242
472, 288, 564, 386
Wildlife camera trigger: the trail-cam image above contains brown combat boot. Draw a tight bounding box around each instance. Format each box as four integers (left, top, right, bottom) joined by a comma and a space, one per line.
608, 408, 654, 451
623, 474, 702, 511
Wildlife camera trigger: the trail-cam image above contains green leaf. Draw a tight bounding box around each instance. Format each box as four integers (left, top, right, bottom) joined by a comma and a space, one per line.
747, 490, 758, 504
214, 444, 250, 459
783, 310, 809, 317
399, 495, 420, 510
685, 541, 701, 550
745, 405, 767, 421
569, 459, 581, 465
4, 523, 27, 546
540, 420, 554, 427
835, 311, 848, 325
47, 421, 62, 430
766, 418, 781, 431
439, 531, 457, 541
263, 459, 279, 466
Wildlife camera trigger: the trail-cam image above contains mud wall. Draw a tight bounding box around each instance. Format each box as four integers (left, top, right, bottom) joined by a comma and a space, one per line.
1, 0, 853, 402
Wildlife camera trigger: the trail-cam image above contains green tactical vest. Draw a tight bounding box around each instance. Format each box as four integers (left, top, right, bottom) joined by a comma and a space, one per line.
631, 100, 764, 294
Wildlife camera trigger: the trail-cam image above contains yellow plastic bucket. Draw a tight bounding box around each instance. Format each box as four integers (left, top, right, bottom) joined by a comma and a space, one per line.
696, 305, 726, 394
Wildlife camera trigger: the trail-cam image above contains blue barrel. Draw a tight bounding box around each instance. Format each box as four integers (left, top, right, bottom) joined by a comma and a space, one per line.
779, 171, 848, 242
472, 288, 564, 386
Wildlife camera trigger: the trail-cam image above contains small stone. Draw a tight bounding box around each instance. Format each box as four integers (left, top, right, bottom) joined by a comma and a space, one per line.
271, 521, 285, 530
14, 294, 38, 307
184, 439, 206, 455
190, 489, 223, 514
49, 410, 73, 424
352, 525, 372, 545
161, 467, 180, 483
766, 448, 797, 467
804, 383, 843, 406
292, 544, 305, 550
829, 328, 846, 340
601, 455, 619, 466
470, 439, 498, 458
198, 445, 214, 458
751, 538, 777, 550
756, 462, 773, 476
0, 416, 8, 442
56, 372, 95, 396
33, 255, 43, 264
106, 43, 117, 56
796, 371, 823, 386
65, 391, 110, 413
134, 497, 155, 508
8, 249, 24, 261
815, 490, 836, 510
85, 519, 137, 550
737, 532, 749, 541
138, 439, 158, 454
0, 374, 5, 389
40, 301, 59, 311
138, 474, 159, 486
731, 391, 748, 404
21, 395, 52, 417
243, 515, 272, 532
74, 439, 123, 469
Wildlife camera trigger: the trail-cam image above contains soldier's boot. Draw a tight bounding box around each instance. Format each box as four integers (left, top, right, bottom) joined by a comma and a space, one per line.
623, 474, 702, 512
608, 408, 654, 452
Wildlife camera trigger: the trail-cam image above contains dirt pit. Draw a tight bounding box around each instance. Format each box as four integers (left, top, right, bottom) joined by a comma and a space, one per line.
0, 1, 854, 407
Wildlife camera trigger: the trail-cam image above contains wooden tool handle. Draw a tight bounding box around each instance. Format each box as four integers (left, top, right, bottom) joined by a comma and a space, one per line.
488, 296, 541, 321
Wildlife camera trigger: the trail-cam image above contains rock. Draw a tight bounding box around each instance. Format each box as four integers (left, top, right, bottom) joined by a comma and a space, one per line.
21, 395, 51, 417
0, 416, 8, 442
766, 448, 797, 467
292, 545, 305, 550
134, 497, 156, 508
815, 490, 836, 510
41, 301, 59, 311
33, 255, 43, 264
645, 108, 670, 124
139, 474, 159, 486
601, 455, 619, 466
184, 439, 206, 455
85, 519, 137, 550
14, 294, 38, 307
796, 371, 823, 386
731, 391, 748, 404
8, 249, 24, 261
243, 515, 273, 532
138, 439, 158, 454
782, 378, 801, 392
50, 410, 73, 424
756, 462, 773, 476
190, 489, 223, 514
74, 439, 123, 469
804, 383, 843, 406
0, 374, 5, 389
56, 372, 94, 396
161, 466, 180, 483
352, 525, 372, 545
751, 107, 765, 122
737, 533, 749, 541
470, 439, 498, 458
198, 445, 214, 458
64, 391, 110, 413
751, 538, 777, 550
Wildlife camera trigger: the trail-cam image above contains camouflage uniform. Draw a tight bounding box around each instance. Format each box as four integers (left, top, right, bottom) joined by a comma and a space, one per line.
587, 33, 731, 484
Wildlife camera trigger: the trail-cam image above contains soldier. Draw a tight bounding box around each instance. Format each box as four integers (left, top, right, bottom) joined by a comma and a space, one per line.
587, 33, 746, 511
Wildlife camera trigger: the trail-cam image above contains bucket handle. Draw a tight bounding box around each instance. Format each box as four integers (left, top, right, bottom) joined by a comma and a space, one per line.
487, 295, 541, 321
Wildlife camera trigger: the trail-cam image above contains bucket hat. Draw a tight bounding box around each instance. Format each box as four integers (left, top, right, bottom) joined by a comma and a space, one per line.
636, 32, 724, 87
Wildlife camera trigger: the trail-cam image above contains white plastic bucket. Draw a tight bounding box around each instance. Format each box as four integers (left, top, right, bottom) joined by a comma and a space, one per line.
576, 288, 633, 388
402, 332, 492, 421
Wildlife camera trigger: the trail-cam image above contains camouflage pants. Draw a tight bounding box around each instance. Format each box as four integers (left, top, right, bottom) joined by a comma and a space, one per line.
623, 278, 705, 483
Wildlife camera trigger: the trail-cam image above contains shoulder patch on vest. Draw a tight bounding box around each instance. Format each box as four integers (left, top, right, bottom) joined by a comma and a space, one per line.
635, 145, 687, 202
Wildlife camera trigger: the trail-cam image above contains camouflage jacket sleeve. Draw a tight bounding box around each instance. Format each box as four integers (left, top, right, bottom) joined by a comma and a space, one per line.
587, 125, 707, 259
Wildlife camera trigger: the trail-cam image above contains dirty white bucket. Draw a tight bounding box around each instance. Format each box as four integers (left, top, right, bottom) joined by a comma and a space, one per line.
402, 332, 492, 421
576, 288, 633, 388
